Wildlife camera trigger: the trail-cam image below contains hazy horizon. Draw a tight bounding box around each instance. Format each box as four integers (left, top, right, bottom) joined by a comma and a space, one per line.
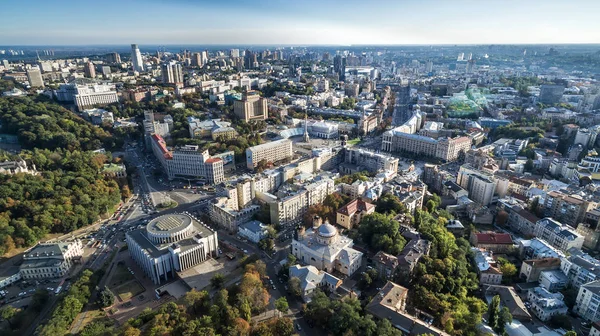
1, 0, 599, 45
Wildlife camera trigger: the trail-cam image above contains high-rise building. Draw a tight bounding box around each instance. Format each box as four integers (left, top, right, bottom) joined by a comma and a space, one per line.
333, 55, 346, 80
539, 85, 564, 104
83, 61, 95, 78
466, 59, 476, 74
161, 61, 183, 85
106, 52, 121, 64
425, 60, 433, 73
192, 53, 201, 67
230, 49, 240, 58
234, 91, 267, 122
26, 67, 44, 88
131, 44, 144, 72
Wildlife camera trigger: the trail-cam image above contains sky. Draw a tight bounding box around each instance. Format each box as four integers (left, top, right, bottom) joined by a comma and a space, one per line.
0, 0, 599, 45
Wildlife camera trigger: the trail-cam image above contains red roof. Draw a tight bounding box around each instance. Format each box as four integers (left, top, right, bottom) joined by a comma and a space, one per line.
205, 158, 222, 164
337, 199, 375, 216
474, 232, 514, 245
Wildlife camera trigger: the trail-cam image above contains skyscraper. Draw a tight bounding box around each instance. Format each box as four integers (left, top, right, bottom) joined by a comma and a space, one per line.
131, 44, 144, 72
26, 67, 44, 88
333, 55, 346, 81
106, 52, 121, 64
193, 53, 202, 67
84, 61, 96, 78
230, 49, 240, 58
161, 61, 183, 85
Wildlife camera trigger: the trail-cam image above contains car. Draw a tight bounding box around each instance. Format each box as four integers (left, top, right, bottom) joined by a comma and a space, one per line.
296, 324, 302, 331
272, 285, 276, 290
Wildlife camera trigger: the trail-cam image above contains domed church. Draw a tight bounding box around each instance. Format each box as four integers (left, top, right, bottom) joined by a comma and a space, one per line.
291, 216, 363, 277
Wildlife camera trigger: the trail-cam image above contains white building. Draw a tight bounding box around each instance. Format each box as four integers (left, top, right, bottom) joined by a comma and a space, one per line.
526, 287, 568, 321
533, 218, 584, 252
574, 280, 600, 321
126, 213, 218, 285
560, 248, 600, 289
246, 139, 293, 169
289, 264, 342, 302
292, 220, 363, 277
131, 44, 144, 72
20, 241, 83, 279
0, 270, 21, 289
472, 247, 503, 285
238, 220, 269, 244
54, 82, 119, 111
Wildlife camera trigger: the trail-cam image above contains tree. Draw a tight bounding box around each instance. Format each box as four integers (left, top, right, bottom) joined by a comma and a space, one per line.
358, 213, 406, 255
0, 306, 18, 329
488, 295, 500, 329
564, 331, 577, 336
275, 297, 289, 315
549, 314, 571, 330
288, 277, 302, 298
376, 193, 407, 215
495, 306, 512, 334
273, 317, 294, 336
98, 286, 115, 307
211, 273, 225, 289
524, 159, 534, 172
498, 257, 517, 280
183, 289, 210, 315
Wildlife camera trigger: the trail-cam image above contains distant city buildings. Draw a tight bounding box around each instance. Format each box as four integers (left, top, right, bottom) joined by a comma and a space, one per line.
131, 43, 144, 72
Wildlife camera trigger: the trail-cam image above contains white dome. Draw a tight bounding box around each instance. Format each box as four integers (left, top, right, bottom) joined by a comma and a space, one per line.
318, 222, 337, 238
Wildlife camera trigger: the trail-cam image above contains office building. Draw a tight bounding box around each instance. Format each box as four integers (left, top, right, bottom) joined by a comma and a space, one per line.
344, 83, 359, 97
246, 139, 292, 169
126, 213, 218, 285
161, 61, 183, 85
74, 85, 118, 110
533, 218, 584, 252
333, 55, 346, 80
341, 147, 399, 177
234, 91, 267, 121
83, 61, 95, 78
187, 117, 237, 140
382, 115, 471, 162
292, 219, 363, 277
26, 67, 44, 88
131, 44, 144, 72
539, 85, 564, 105
151, 134, 225, 184
81, 108, 114, 125
20, 241, 83, 279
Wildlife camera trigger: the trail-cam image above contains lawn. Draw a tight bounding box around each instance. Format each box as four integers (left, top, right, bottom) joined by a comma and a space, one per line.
113, 280, 145, 302
347, 138, 362, 146
109, 263, 135, 288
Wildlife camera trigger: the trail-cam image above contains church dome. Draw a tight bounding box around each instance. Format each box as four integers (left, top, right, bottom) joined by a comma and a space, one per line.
318, 222, 338, 238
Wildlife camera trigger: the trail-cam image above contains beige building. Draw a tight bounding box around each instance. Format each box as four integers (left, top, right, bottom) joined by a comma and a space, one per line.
234, 91, 267, 121
336, 199, 375, 230
26, 67, 44, 87
151, 134, 225, 184
246, 139, 293, 169
20, 241, 83, 279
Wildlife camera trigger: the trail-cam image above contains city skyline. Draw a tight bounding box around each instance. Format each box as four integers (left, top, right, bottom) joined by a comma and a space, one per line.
1, 0, 599, 45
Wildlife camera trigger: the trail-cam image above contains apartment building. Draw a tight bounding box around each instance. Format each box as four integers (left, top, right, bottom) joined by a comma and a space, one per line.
234, 91, 267, 121
519, 258, 561, 283
209, 197, 260, 232
561, 249, 600, 290
151, 134, 225, 184
575, 280, 600, 322
260, 177, 335, 227
533, 218, 584, 252
472, 247, 503, 285
544, 190, 594, 227
527, 287, 568, 321
456, 165, 497, 205
246, 139, 293, 169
